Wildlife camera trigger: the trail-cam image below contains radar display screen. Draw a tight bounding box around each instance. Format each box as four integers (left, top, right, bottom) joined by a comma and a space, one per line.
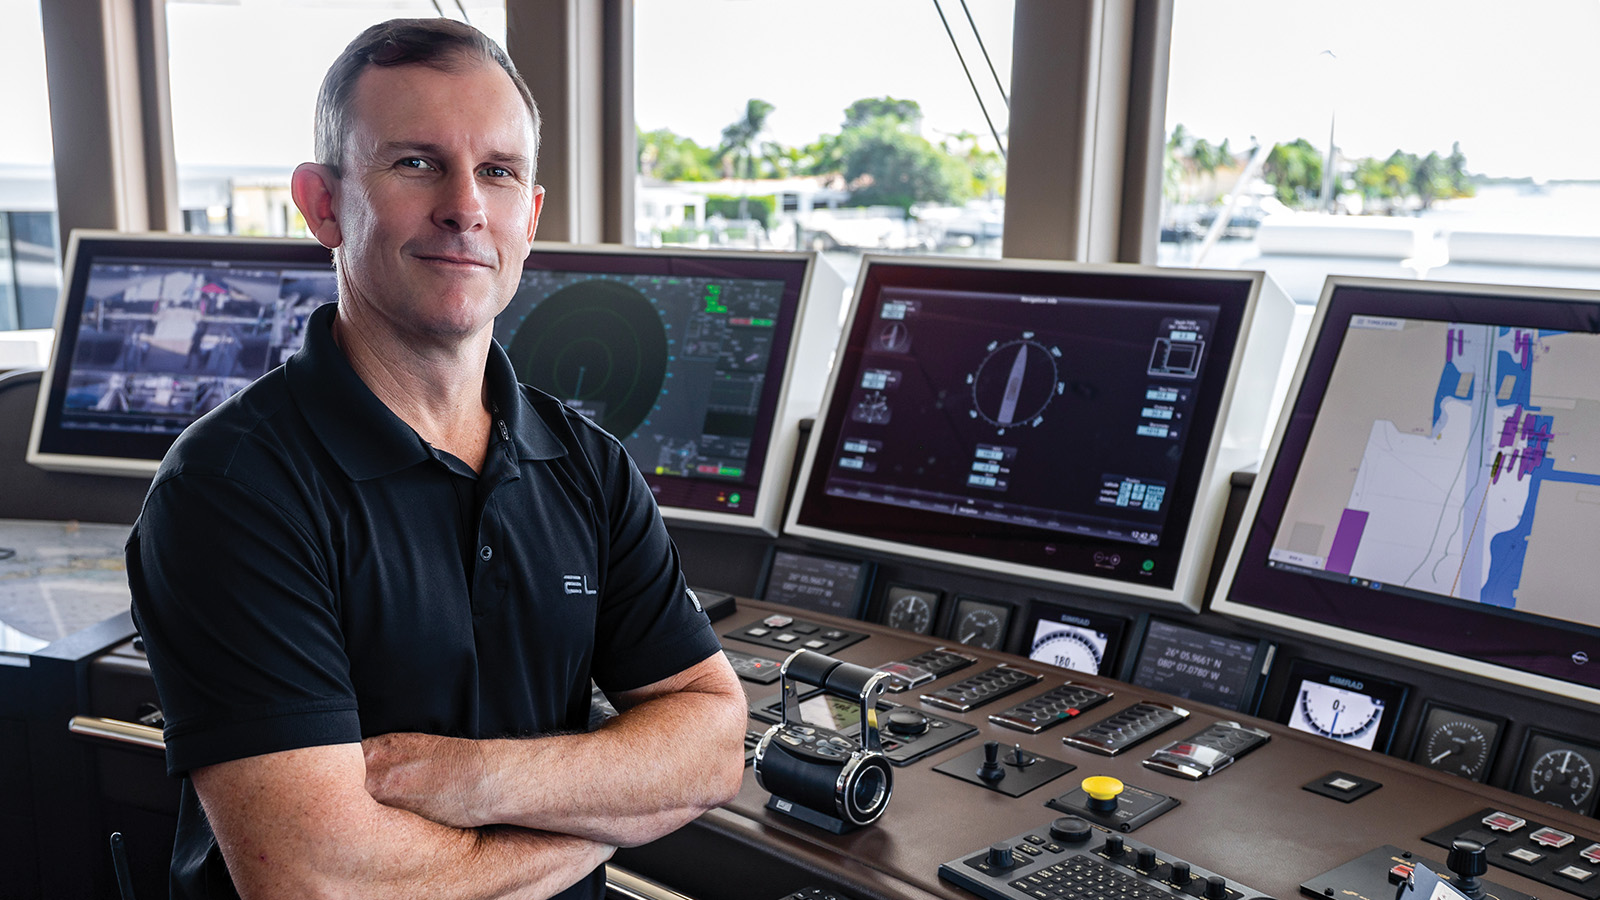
496, 249, 809, 520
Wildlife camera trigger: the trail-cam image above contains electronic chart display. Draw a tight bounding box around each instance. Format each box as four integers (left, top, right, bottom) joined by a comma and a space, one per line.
29, 231, 335, 476
497, 245, 834, 534
1215, 277, 1600, 704
787, 256, 1288, 609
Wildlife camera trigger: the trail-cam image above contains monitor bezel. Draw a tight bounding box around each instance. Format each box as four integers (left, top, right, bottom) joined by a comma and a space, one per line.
1212, 275, 1600, 706
784, 254, 1286, 610
510, 242, 835, 536
27, 230, 335, 478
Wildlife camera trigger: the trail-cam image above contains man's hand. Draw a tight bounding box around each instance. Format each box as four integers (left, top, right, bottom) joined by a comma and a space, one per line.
363, 732, 492, 828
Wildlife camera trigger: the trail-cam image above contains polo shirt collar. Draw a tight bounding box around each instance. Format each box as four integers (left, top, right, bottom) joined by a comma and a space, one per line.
287, 304, 565, 481
484, 336, 566, 462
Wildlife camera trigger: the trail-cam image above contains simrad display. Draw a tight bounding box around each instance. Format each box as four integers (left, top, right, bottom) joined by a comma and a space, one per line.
1214, 277, 1600, 703
1120, 616, 1273, 713
787, 256, 1290, 609
28, 231, 335, 476
497, 244, 841, 534
760, 550, 872, 619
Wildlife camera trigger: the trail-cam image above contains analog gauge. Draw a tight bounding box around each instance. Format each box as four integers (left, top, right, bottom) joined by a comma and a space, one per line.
950, 599, 1009, 650
884, 590, 936, 634
1029, 625, 1104, 674
1422, 721, 1491, 780
1410, 705, 1502, 782
1528, 748, 1597, 812
1291, 681, 1384, 749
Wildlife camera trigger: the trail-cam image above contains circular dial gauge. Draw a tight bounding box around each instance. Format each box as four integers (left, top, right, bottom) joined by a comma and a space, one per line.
1029, 627, 1104, 674
1294, 683, 1384, 746
1529, 748, 1597, 811
967, 333, 1065, 433
954, 607, 1006, 650
885, 593, 934, 634
1420, 720, 1492, 780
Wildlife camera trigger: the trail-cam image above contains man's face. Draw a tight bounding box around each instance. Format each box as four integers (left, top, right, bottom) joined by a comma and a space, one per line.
330, 56, 541, 345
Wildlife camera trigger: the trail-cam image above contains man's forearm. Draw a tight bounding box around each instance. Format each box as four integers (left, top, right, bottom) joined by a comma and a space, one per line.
194, 745, 615, 900
363, 655, 748, 846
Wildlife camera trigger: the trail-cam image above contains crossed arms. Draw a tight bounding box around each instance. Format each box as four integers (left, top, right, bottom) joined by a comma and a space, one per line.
192, 652, 749, 900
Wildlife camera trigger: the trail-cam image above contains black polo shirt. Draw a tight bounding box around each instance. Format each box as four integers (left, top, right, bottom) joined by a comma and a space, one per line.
129, 303, 720, 900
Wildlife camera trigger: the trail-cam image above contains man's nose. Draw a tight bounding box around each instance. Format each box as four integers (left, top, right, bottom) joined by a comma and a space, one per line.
434, 169, 487, 233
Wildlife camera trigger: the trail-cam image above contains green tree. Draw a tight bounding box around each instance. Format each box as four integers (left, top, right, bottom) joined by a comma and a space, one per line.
1262, 138, 1325, 208
713, 99, 782, 219
637, 127, 715, 182
844, 97, 923, 129
941, 130, 1006, 199
839, 115, 969, 213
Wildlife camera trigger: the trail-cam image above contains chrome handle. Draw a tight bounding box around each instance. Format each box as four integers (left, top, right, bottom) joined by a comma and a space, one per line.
67, 715, 165, 750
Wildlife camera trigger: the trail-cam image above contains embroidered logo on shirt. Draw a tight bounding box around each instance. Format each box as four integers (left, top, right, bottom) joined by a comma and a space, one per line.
686, 587, 704, 614
563, 574, 598, 595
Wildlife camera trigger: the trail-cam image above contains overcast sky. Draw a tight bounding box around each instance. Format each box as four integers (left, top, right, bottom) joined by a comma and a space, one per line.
6, 0, 1600, 181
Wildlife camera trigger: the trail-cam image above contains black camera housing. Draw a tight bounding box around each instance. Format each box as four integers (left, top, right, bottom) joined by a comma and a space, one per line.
753, 649, 895, 833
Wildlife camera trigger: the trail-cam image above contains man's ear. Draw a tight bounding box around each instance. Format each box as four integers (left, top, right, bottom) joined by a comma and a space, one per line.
291, 163, 343, 249
525, 184, 545, 249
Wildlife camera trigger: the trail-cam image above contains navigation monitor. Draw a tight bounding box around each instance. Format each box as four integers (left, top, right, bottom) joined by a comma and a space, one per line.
786, 256, 1291, 609
497, 244, 842, 534
28, 231, 335, 476
1214, 276, 1600, 705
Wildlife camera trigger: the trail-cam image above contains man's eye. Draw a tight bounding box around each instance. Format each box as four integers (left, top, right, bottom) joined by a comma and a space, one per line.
398, 158, 435, 171
481, 165, 513, 178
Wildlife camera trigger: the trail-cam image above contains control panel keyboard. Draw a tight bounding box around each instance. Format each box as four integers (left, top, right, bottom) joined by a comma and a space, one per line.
1062, 701, 1190, 756
990, 682, 1112, 733
923, 664, 1045, 712
939, 818, 1270, 900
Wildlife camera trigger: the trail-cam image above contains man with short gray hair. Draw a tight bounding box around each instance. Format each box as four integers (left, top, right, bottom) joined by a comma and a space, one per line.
129, 18, 747, 900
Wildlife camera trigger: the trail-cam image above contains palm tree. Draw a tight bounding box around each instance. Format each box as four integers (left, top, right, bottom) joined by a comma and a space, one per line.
714, 99, 777, 219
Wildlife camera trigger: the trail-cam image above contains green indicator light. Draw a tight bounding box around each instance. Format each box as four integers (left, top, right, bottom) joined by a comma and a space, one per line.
720, 468, 743, 478
749, 318, 775, 327
729, 492, 742, 503
1141, 559, 1155, 572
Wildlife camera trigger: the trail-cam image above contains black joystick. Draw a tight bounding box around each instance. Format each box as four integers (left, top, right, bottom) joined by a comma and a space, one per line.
1049, 816, 1092, 843
988, 842, 1017, 868
978, 741, 1006, 782
1007, 743, 1037, 768
1447, 839, 1488, 900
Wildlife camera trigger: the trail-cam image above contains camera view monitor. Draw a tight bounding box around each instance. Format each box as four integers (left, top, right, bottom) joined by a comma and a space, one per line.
1023, 602, 1127, 675
1276, 658, 1407, 752
1119, 615, 1274, 713
28, 231, 335, 476
1214, 276, 1600, 706
786, 256, 1292, 609
759, 550, 873, 619
497, 244, 843, 534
